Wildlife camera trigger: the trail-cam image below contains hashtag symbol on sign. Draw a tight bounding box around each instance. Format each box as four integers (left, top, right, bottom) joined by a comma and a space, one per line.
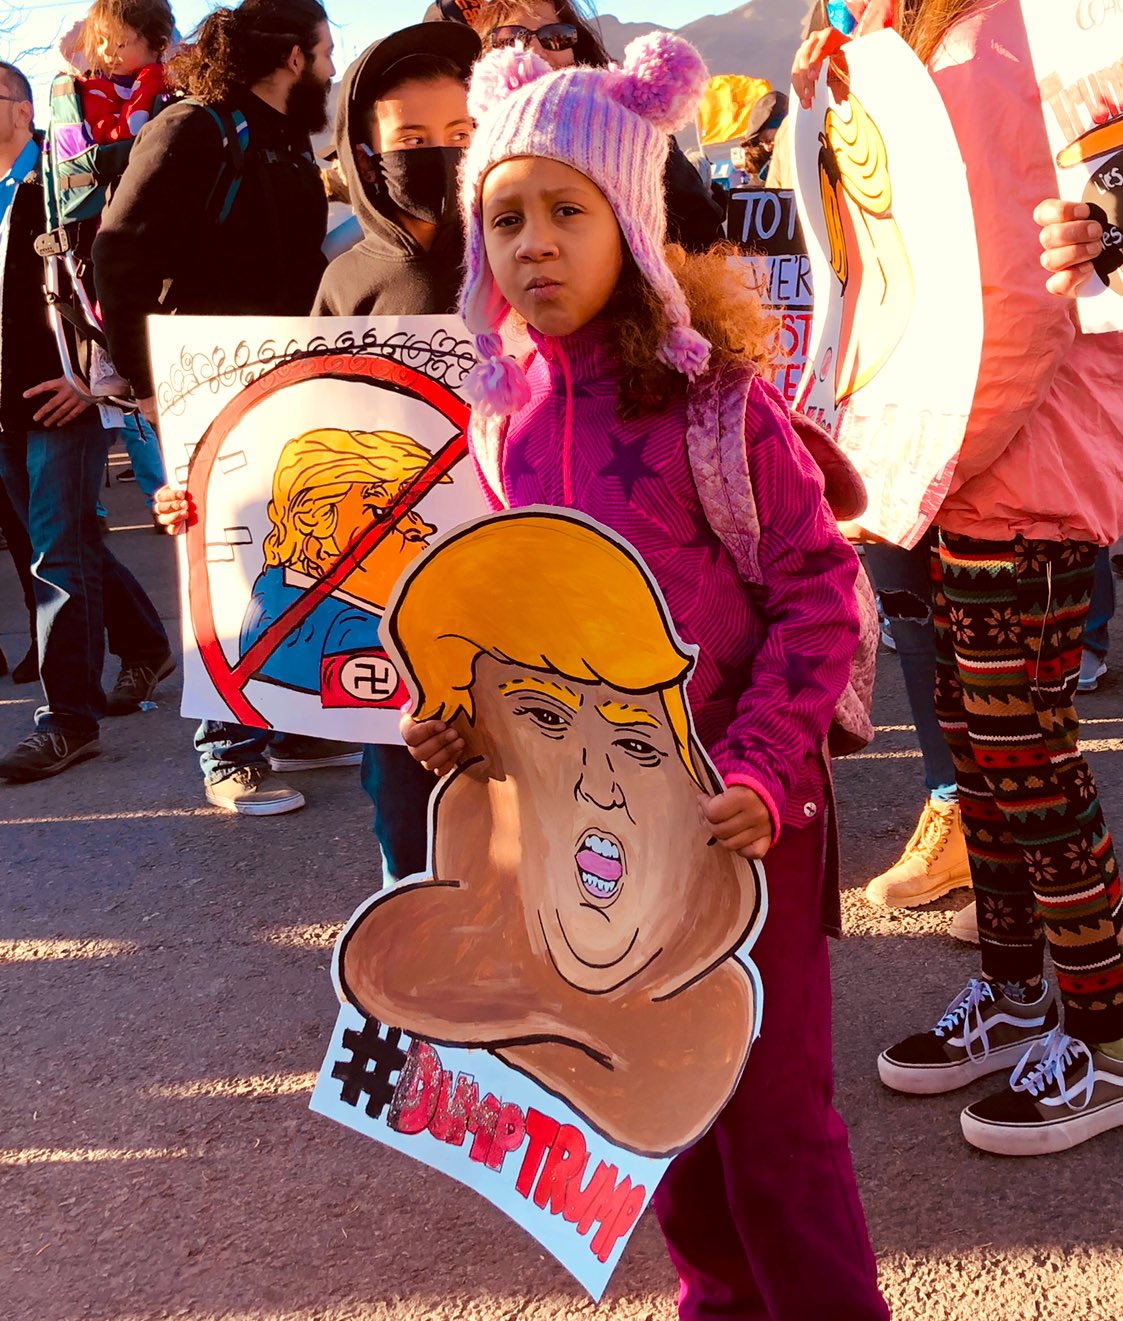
331, 1017, 409, 1119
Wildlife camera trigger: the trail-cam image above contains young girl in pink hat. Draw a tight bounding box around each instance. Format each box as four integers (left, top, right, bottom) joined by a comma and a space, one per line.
403, 31, 890, 1320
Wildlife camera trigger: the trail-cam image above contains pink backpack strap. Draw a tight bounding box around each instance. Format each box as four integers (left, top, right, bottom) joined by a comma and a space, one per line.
685, 359, 764, 588
685, 359, 876, 756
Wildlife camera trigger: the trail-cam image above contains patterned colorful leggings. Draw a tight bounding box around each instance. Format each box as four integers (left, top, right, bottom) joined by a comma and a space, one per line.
933, 531, 1123, 1044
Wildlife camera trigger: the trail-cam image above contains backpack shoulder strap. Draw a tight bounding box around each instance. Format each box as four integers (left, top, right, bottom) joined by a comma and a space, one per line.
183, 99, 249, 226
685, 358, 764, 588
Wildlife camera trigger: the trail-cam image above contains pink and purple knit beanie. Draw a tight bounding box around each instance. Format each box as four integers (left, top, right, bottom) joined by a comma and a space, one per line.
459, 32, 712, 417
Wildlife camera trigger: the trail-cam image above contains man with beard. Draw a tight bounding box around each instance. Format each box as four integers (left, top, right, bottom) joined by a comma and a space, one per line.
96, 0, 334, 429
95, 0, 344, 816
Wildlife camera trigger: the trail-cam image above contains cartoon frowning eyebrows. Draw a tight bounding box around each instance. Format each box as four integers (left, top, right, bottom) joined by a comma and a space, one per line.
335, 509, 765, 1159
819, 92, 915, 405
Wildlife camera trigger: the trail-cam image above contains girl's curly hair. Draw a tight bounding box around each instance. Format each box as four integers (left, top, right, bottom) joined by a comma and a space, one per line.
80, 0, 175, 70
168, 0, 325, 104
607, 243, 779, 419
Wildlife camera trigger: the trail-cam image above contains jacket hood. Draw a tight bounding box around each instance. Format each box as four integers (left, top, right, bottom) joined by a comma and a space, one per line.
335, 21, 480, 254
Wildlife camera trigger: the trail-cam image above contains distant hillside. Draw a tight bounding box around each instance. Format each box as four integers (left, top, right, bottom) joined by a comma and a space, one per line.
597, 1, 807, 90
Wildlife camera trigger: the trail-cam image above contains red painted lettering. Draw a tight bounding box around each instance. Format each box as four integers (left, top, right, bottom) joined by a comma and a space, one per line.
429, 1071, 479, 1146
387, 1041, 441, 1135
532, 1122, 588, 1214
514, 1108, 559, 1198
485, 1102, 526, 1172
467, 1092, 501, 1164
563, 1159, 618, 1235
589, 1176, 647, 1263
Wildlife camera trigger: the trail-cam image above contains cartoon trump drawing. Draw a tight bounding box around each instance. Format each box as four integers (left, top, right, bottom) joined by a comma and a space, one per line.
335, 509, 765, 1158
818, 91, 914, 404
238, 426, 448, 700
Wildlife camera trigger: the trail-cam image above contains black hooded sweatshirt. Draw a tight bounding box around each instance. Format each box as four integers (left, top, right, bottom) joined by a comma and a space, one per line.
312, 38, 466, 319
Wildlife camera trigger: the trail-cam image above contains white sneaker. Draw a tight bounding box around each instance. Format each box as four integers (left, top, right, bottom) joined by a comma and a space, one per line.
878, 978, 1058, 1095
1077, 649, 1107, 693
205, 768, 305, 816
961, 1027, 1123, 1155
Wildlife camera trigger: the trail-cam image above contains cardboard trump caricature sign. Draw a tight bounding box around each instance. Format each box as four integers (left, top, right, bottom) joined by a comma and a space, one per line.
149, 315, 490, 742
310, 509, 766, 1297
792, 28, 983, 548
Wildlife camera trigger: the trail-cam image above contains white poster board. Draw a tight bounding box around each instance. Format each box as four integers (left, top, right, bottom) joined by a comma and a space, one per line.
149, 315, 489, 742
792, 29, 983, 548
312, 507, 767, 1298
1021, 0, 1123, 333
727, 188, 813, 405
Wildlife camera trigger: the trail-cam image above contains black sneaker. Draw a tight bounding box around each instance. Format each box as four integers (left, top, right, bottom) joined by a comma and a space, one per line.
961, 1027, 1123, 1155
0, 646, 6, 679
267, 736, 362, 772
11, 647, 38, 685
878, 977, 1058, 1095
106, 653, 176, 716
0, 731, 101, 782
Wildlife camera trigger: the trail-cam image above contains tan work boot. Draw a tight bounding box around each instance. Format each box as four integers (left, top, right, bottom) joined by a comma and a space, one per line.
949, 900, 980, 945
204, 767, 306, 816
865, 798, 972, 908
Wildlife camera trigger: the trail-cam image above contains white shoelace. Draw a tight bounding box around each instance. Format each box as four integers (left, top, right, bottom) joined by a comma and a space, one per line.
934, 977, 996, 1061
1010, 1026, 1095, 1111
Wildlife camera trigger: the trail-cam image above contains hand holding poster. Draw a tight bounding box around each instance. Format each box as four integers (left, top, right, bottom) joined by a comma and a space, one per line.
1021, 0, 1123, 332
311, 508, 766, 1298
149, 315, 490, 743
792, 29, 983, 548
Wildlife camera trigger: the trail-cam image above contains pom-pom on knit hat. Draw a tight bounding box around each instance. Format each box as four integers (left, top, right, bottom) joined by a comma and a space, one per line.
459, 32, 712, 416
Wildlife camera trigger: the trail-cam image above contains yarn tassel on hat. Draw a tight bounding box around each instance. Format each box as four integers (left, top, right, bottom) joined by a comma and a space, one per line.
659, 324, 711, 381
463, 333, 532, 417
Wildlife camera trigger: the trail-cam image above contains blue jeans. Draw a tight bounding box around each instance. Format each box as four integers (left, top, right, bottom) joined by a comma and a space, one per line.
1084, 547, 1115, 659
863, 536, 957, 797
194, 726, 346, 783
0, 421, 169, 738
195, 720, 272, 783
360, 743, 433, 883
117, 411, 166, 507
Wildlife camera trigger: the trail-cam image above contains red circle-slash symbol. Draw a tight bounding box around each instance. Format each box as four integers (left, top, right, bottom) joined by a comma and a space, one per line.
185, 353, 470, 727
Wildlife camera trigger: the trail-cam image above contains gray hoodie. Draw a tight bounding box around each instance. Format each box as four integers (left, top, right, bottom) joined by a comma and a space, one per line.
312, 26, 479, 317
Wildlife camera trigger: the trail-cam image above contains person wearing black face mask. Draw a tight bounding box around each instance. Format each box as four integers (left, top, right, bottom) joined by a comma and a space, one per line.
312, 23, 480, 320
311, 21, 480, 886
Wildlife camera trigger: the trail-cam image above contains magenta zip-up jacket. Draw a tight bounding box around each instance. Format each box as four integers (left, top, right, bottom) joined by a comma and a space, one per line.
470, 320, 861, 838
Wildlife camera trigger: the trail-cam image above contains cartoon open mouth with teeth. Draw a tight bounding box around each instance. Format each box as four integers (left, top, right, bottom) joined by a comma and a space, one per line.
576, 832, 625, 906
336, 510, 765, 1157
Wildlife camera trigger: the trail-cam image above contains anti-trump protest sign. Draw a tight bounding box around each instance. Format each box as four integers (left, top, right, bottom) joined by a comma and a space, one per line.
149, 315, 490, 744
312, 509, 766, 1297
727, 187, 813, 405
792, 29, 983, 548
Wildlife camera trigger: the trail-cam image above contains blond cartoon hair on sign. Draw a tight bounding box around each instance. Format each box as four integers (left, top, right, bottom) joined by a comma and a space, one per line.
262, 427, 441, 573
387, 509, 702, 786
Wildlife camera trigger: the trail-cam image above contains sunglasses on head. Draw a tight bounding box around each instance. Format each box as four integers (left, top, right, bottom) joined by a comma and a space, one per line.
489, 22, 579, 52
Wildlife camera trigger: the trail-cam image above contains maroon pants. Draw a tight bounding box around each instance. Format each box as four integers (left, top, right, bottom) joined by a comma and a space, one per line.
653, 819, 888, 1320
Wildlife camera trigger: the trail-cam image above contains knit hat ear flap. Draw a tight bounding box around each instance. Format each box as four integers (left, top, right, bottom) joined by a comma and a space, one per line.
608, 31, 709, 133
468, 44, 552, 121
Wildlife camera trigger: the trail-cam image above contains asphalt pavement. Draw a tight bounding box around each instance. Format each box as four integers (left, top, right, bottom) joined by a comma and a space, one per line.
2, 458, 1122, 1321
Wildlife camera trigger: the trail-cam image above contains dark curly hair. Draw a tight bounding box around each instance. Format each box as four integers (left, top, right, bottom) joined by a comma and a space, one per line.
80, 0, 175, 69
611, 244, 777, 419
168, 0, 326, 104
